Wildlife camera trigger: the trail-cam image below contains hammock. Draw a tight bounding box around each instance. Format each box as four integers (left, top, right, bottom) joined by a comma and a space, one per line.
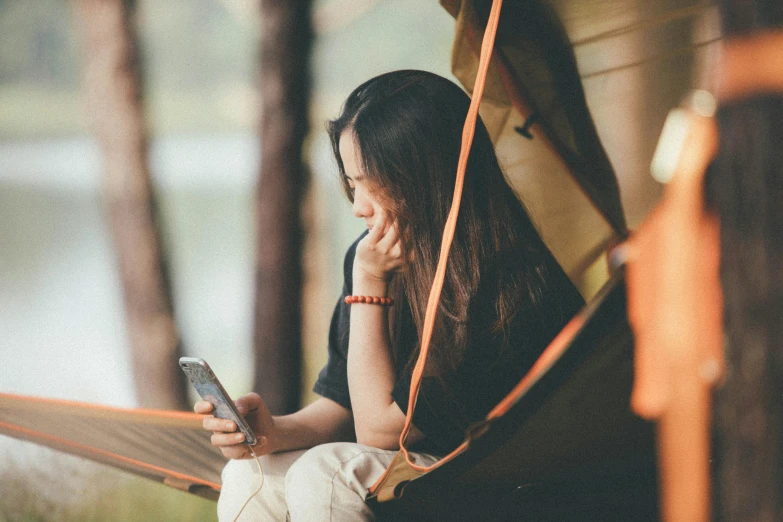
368, 272, 658, 521
0, 394, 226, 501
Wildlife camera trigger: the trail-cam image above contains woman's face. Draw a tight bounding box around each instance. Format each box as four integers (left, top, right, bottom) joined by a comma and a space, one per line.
339, 130, 388, 231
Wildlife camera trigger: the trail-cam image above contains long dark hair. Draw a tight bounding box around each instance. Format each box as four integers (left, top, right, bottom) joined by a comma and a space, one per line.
705, 1, 783, 519
328, 70, 554, 378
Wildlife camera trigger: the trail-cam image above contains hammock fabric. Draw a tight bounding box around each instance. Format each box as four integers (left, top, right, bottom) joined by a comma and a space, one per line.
368, 273, 657, 521
0, 394, 226, 501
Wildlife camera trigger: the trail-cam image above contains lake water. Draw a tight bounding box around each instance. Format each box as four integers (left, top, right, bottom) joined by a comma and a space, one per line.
0, 134, 362, 491
0, 134, 262, 406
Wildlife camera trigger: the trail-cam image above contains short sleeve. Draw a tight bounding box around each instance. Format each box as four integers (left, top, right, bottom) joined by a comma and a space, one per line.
312, 293, 352, 409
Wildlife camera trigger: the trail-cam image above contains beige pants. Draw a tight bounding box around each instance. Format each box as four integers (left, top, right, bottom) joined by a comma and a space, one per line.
217, 442, 439, 522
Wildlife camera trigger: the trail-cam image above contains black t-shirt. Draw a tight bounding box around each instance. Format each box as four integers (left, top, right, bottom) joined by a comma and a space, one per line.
313, 233, 585, 455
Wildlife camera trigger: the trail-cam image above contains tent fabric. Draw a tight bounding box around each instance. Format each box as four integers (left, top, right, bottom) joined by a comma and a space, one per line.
0, 393, 226, 501
368, 272, 658, 521
443, 0, 627, 235
441, 0, 625, 298
441, 0, 720, 297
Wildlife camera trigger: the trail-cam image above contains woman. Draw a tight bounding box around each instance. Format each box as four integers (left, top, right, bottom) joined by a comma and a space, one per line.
198, 70, 584, 521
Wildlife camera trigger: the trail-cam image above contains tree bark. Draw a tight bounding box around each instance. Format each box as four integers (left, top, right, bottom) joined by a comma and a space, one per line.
74, 0, 188, 410
252, 0, 313, 414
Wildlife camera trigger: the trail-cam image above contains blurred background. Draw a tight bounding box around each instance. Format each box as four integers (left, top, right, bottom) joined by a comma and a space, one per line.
0, 0, 718, 519
0, 1, 454, 519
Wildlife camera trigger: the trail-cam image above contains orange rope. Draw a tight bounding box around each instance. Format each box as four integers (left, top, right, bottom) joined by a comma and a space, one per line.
398, 0, 503, 473
0, 392, 205, 422
487, 313, 586, 419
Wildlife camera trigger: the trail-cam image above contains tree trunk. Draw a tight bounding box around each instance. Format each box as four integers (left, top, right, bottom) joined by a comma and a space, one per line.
252, 0, 313, 414
74, 0, 188, 410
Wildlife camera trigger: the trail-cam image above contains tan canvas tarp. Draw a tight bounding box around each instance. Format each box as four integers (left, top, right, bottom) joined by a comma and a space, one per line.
443, 0, 719, 297
0, 393, 226, 500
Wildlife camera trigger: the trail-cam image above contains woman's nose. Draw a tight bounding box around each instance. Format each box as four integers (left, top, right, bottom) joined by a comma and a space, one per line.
352, 190, 373, 218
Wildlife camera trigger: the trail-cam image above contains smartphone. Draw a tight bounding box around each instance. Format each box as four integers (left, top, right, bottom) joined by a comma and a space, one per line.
179, 357, 258, 446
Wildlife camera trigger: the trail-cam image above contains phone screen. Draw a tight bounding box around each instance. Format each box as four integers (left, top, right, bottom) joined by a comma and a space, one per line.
180, 357, 257, 445
193, 382, 239, 423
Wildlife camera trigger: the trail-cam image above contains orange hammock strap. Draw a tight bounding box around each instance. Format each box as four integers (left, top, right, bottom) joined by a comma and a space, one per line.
397, 0, 504, 473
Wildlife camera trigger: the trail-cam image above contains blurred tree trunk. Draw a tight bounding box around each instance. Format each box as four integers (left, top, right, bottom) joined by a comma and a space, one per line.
252, 0, 313, 414
74, 0, 188, 410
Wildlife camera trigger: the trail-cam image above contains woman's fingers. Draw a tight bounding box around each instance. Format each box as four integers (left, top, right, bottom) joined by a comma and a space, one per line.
197, 392, 273, 458
378, 210, 392, 235
376, 220, 399, 254
211, 431, 247, 447
220, 445, 250, 460
194, 400, 213, 414
234, 392, 261, 416
390, 239, 403, 260
367, 213, 386, 244
196, 401, 239, 438
202, 416, 237, 432
377, 222, 403, 270
354, 211, 405, 280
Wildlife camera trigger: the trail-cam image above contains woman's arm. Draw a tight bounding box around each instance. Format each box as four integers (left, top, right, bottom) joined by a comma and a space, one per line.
347, 219, 424, 449
198, 395, 354, 459
274, 397, 355, 451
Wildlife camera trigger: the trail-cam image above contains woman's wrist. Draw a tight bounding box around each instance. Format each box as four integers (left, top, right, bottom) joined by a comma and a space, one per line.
352, 269, 389, 296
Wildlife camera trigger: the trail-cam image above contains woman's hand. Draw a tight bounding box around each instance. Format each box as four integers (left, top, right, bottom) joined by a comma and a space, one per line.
353, 213, 403, 284
196, 392, 277, 459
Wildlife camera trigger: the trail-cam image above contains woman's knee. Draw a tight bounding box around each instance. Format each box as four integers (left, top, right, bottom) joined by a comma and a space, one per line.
284, 443, 395, 520
284, 443, 350, 493
218, 451, 306, 522
217, 459, 263, 520
285, 443, 398, 501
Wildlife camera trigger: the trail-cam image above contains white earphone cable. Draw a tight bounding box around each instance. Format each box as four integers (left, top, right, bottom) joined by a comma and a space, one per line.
231, 446, 265, 522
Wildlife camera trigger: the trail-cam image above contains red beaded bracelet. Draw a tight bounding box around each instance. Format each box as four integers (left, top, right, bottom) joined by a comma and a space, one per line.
344, 295, 394, 306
